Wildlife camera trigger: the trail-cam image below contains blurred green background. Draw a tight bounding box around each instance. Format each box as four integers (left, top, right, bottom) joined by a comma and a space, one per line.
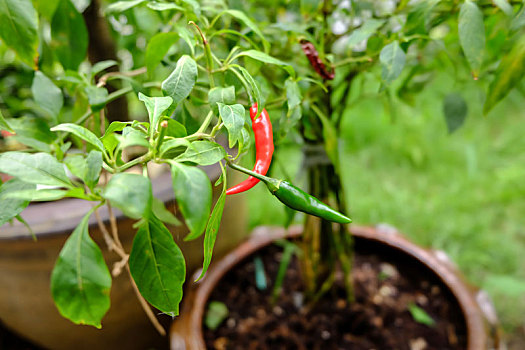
244, 70, 525, 333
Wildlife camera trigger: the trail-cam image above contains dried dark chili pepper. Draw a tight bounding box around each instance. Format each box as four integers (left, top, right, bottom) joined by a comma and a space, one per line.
226, 103, 274, 195
300, 39, 334, 80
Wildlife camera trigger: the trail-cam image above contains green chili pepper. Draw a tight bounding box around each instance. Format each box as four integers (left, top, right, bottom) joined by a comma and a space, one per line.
267, 180, 351, 224
227, 161, 351, 224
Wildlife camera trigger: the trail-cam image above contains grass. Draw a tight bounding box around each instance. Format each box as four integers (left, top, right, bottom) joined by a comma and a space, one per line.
245, 72, 525, 331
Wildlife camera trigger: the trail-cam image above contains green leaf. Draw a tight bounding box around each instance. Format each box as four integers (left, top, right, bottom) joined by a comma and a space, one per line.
159, 138, 190, 157
236, 50, 294, 76
32, 71, 63, 118
404, 0, 440, 35
166, 118, 187, 138
161, 55, 198, 105
180, 0, 200, 15
315, 107, 339, 170
70, 0, 91, 12
6, 188, 67, 201
224, 10, 267, 50
0, 152, 72, 187
443, 93, 468, 133
176, 141, 226, 166
271, 242, 296, 302
50, 209, 112, 328
0, 110, 13, 133
138, 93, 173, 134
51, 123, 105, 154
170, 163, 211, 241
8, 116, 55, 152
0, 179, 35, 226
346, 19, 385, 48
173, 23, 196, 56
104, 121, 132, 135
235, 66, 262, 111
101, 133, 118, 155
146, 1, 184, 11
50, 0, 88, 70
64, 154, 87, 180
129, 214, 185, 316
379, 41, 406, 85
253, 256, 267, 290
118, 127, 149, 149
103, 173, 152, 220
204, 301, 229, 331
484, 35, 525, 113
104, 0, 145, 14
152, 198, 181, 226
84, 86, 109, 112
145, 32, 179, 76
458, 0, 485, 79
511, 5, 525, 31
217, 103, 245, 148
208, 86, 235, 115
84, 150, 102, 189
0, 0, 39, 67
285, 79, 302, 110
279, 105, 301, 140
196, 166, 226, 281
408, 303, 435, 327
33, 0, 61, 19
493, 0, 513, 16
90, 60, 118, 77
237, 127, 251, 156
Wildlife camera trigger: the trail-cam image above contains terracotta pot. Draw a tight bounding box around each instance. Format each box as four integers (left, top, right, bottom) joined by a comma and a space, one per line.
170, 225, 499, 350
0, 165, 248, 350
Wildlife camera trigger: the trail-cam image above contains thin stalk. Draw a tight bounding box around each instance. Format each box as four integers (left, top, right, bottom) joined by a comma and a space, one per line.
209, 121, 223, 137
196, 111, 214, 134
100, 197, 166, 336
189, 21, 215, 88
96, 67, 147, 88
116, 153, 152, 173
227, 65, 254, 104
333, 55, 373, 68
126, 263, 166, 336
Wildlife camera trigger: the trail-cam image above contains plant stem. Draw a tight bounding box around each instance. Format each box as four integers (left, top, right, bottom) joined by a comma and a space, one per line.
333, 55, 373, 67
96, 67, 147, 88
125, 264, 166, 336
189, 21, 215, 88
196, 111, 214, 134
227, 65, 254, 104
99, 196, 166, 336
93, 207, 126, 257
226, 160, 270, 182
116, 153, 152, 172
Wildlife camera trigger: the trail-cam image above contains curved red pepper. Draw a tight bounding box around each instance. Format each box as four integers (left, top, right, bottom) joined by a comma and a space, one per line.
226, 103, 274, 195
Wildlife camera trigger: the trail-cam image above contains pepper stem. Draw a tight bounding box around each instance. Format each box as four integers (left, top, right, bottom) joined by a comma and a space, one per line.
226, 160, 280, 191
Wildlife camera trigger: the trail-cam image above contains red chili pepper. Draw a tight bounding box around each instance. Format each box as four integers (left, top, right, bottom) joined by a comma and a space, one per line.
300, 39, 334, 80
226, 103, 274, 195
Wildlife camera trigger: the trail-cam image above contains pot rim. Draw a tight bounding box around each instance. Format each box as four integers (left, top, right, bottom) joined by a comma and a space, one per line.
171, 225, 486, 350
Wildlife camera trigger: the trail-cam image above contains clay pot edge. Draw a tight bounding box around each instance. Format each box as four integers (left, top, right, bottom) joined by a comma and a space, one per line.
171, 225, 488, 350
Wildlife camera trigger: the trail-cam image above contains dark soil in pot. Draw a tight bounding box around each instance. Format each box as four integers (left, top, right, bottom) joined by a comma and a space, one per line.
203, 238, 467, 349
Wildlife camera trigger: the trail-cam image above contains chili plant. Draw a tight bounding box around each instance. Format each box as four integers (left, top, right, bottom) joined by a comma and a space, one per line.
0, 0, 349, 332
1, 0, 524, 334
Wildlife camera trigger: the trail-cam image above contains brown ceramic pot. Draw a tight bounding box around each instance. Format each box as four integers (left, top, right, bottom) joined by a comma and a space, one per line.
0, 165, 248, 350
170, 225, 499, 350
